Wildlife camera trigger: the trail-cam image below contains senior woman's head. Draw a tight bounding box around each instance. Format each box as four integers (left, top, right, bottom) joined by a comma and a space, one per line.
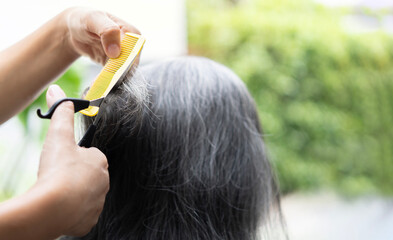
66, 57, 283, 240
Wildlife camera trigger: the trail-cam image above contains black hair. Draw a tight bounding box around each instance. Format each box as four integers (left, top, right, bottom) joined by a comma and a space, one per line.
64, 57, 284, 240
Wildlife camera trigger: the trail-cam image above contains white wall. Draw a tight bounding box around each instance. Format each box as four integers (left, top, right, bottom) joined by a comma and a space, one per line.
0, 0, 187, 62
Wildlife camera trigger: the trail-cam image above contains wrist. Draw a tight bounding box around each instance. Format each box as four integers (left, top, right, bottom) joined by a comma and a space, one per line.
30, 180, 70, 237
35, 173, 84, 235
0, 180, 66, 240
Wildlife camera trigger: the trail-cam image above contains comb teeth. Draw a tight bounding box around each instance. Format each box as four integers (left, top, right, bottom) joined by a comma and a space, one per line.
80, 33, 145, 117
104, 36, 138, 74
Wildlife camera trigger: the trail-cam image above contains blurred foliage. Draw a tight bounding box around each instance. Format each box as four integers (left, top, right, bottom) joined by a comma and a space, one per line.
0, 190, 13, 202
17, 66, 83, 139
188, 0, 393, 195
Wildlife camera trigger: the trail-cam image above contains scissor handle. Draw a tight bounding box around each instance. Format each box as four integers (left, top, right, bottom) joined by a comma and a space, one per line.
36, 98, 90, 119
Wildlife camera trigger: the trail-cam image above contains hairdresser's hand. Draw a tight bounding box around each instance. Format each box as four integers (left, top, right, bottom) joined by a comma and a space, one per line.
64, 7, 140, 65
38, 85, 109, 236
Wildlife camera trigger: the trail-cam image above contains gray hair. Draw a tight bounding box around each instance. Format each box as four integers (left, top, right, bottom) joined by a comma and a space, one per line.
72, 56, 285, 240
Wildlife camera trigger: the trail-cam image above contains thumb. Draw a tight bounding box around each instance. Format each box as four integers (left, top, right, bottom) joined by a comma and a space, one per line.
45, 85, 75, 143
101, 24, 121, 59
46, 84, 66, 108
86, 12, 121, 58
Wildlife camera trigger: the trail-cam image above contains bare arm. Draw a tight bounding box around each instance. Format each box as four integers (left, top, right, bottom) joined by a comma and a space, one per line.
0, 86, 109, 239
0, 7, 139, 239
0, 7, 139, 124
0, 9, 76, 124
0, 180, 63, 240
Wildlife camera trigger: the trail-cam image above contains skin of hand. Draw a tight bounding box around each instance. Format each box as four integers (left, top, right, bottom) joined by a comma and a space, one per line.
0, 7, 140, 124
66, 7, 140, 64
0, 85, 109, 240
39, 85, 109, 236
0, 7, 140, 240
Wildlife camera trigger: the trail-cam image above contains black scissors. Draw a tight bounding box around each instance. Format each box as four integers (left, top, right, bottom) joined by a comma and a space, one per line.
37, 97, 104, 147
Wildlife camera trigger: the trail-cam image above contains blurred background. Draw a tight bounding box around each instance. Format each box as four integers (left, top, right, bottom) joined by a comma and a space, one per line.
1, 0, 392, 239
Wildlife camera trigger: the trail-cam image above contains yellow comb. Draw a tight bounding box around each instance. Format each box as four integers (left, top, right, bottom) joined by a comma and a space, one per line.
80, 33, 146, 116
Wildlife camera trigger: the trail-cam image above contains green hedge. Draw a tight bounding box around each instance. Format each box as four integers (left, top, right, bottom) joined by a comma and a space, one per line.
188, 0, 393, 195
18, 67, 82, 135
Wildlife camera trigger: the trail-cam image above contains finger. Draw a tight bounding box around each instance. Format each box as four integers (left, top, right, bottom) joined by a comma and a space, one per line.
105, 15, 142, 67
84, 147, 108, 169
101, 27, 121, 59
83, 147, 109, 193
46, 84, 66, 108
46, 85, 75, 143
107, 14, 141, 35
86, 12, 121, 58
107, 15, 142, 67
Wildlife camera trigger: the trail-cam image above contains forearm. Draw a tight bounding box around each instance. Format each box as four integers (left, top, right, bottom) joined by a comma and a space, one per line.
0, 8, 79, 124
0, 181, 67, 240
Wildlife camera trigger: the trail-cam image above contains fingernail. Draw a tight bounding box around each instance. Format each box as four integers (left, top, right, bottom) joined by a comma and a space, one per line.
107, 44, 120, 58
48, 85, 64, 99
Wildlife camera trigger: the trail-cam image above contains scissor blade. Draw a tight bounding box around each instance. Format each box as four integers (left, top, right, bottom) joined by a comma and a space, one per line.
89, 97, 104, 107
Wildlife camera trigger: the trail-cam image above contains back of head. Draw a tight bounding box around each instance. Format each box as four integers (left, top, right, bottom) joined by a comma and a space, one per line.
71, 57, 281, 240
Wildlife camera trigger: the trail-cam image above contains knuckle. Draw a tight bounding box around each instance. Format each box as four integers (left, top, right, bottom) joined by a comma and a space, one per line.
59, 101, 75, 113
123, 26, 141, 35
90, 147, 107, 160
87, 147, 108, 169
105, 171, 110, 185
51, 121, 63, 132
105, 183, 110, 193
133, 27, 141, 35
90, 10, 106, 21
72, 225, 92, 237
79, 229, 90, 236
103, 160, 109, 169
101, 25, 120, 37
51, 121, 68, 135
